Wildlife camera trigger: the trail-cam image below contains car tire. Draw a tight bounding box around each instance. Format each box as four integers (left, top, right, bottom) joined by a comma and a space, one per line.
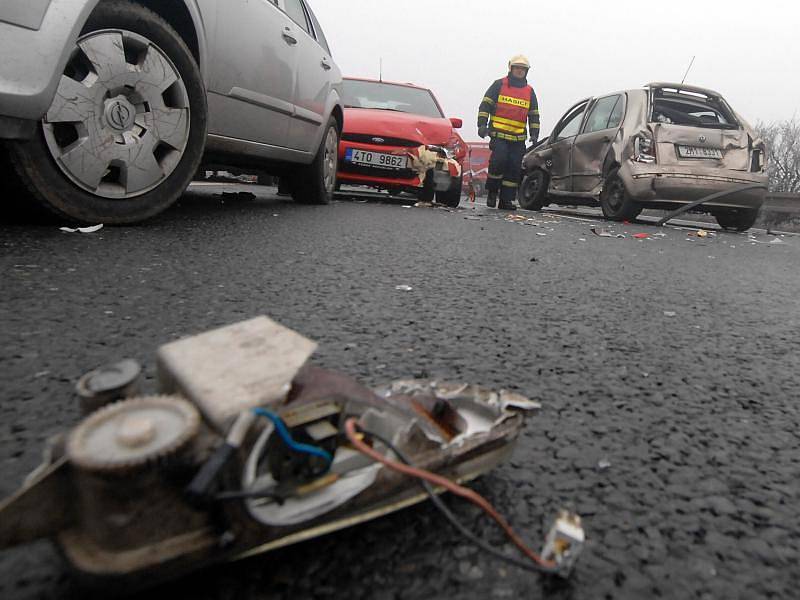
291, 117, 339, 205
518, 169, 549, 211
436, 175, 462, 208
6, 1, 207, 224
715, 208, 759, 232
600, 170, 642, 221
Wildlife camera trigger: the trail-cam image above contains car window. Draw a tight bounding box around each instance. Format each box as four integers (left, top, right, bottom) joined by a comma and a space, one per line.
650, 88, 740, 129
306, 4, 332, 55
553, 103, 588, 141
342, 80, 444, 119
282, 0, 311, 34
584, 95, 622, 134
607, 95, 624, 129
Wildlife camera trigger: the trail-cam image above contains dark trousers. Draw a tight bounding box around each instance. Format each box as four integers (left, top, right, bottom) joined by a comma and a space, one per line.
487, 139, 526, 204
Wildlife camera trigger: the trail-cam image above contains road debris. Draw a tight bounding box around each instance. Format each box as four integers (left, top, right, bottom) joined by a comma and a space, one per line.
663, 311, 677, 317
218, 191, 257, 202
505, 214, 529, 223
748, 234, 785, 245
59, 224, 103, 234
0, 316, 582, 588
591, 227, 625, 238
633, 233, 650, 240
395, 284, 414, 291
597, 458, 612, 471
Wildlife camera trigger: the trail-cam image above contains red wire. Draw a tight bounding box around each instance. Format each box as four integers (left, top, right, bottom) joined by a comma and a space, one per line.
344, 418, 557, 570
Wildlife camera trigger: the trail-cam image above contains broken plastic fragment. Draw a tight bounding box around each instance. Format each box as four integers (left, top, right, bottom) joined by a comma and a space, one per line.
59, 224, 103, 233
395, 285, 413, 291
663, 311, 677, 317
590, 227, 614, 238
633, 233, 649, 239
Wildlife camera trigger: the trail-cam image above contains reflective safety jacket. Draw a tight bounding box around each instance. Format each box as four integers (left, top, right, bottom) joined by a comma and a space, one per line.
478, 76, 540, 143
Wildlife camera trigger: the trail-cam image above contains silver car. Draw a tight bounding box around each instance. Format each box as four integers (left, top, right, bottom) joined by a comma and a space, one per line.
519, 83, 767, 231
0, 0, 342, 223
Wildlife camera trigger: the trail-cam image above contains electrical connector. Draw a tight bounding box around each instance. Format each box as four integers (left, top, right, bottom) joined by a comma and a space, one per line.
541, 510, 585, 577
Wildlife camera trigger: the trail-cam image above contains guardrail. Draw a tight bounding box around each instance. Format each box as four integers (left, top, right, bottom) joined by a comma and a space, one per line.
760, 193, 800, 231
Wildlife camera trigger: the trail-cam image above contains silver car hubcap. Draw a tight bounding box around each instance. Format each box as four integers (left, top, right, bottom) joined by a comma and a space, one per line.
42, 30, 191, 199
323, 128, 338, 193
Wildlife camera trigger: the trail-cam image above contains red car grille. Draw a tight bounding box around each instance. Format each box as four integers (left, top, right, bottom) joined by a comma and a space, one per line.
341, 133, 420, 148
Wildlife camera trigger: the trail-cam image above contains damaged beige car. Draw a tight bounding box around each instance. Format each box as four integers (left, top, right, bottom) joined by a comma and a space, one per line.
519, 83, 768, 231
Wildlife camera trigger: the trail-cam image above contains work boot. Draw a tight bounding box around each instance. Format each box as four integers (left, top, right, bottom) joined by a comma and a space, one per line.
486, 190, 497, 208
497, 202, 516, 211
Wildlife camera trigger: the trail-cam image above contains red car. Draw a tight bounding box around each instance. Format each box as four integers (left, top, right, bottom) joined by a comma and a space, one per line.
464, 142, 491, 197
338, 78, 466, 206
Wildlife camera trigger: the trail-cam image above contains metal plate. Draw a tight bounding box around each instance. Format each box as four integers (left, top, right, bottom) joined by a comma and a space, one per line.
677, 145, 723, 159
345, 148, 409, 170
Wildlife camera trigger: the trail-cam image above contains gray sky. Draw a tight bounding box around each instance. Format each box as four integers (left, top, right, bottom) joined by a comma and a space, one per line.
310, 0, 799, 141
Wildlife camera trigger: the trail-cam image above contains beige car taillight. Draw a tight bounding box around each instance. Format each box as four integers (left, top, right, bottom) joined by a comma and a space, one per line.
633, 134, 656, 164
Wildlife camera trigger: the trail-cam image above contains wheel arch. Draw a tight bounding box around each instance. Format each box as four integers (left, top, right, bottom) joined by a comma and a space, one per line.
331, 104, 344, 134
126, 0, 207, 82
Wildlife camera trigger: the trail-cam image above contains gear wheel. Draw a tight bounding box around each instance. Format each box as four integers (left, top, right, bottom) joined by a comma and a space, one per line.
67, 395, 200, 473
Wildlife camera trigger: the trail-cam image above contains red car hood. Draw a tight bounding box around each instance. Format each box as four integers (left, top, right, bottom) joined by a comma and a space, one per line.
343, 108, 453, 145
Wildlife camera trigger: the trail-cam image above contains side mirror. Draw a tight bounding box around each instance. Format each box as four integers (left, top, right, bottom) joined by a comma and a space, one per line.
449, 118, 463, 129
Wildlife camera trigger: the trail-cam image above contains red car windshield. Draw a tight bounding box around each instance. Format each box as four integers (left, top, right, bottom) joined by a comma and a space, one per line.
343, 80, 443, 119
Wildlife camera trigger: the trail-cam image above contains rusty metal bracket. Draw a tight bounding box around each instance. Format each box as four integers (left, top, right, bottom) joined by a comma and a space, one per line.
656, 183, 767, 227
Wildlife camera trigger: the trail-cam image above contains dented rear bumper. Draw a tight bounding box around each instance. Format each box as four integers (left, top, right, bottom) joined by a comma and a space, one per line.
621, 163, 767, 210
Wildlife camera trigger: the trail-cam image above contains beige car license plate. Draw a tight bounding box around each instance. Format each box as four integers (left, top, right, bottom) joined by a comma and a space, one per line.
677, 145, 723, 159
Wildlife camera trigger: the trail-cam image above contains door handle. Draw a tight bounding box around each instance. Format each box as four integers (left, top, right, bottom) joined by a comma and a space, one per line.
282, 27, 297, 45
321, 58, 332, 71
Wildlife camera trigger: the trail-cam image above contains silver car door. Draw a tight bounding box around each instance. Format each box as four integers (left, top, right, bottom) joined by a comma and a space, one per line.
206, 0, 298, 146
546, 101, 589, 193
571, 94, 625, 193
280, 0, 334, 152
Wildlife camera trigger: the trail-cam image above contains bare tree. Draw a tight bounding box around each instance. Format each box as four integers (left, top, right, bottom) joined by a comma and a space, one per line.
755, 118, 800, 193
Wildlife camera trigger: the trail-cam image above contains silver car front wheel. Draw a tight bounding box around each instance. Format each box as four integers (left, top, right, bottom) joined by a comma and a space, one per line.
43, 30, 191, 199
6, 1, 207, 224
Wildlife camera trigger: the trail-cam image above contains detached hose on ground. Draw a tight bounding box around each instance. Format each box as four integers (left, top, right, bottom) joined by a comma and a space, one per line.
344, 417, 558, 575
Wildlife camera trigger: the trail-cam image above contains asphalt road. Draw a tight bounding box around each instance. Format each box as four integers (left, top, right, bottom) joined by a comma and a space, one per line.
2, 184, 799, 600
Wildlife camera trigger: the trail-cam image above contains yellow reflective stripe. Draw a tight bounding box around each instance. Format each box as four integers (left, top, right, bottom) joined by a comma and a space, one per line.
478, 111, 491, 118
530, 123, 540, 129
482, 96, 495, 105
498, 94, 531, 109
502, 181, 520, 188
529, 109, 540, 115
488, 173, 503, 179
492, 121, 526, 134
492, 115, 527, 128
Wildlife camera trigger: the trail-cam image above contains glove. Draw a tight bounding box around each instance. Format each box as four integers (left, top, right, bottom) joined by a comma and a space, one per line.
529, 136, 538, 145
478, 126, 489, 139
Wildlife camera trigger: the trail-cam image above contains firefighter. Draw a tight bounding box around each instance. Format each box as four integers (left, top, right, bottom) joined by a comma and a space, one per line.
477, 55, 540, 209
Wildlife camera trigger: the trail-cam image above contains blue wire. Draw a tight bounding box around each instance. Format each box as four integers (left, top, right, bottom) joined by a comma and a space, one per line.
252, 408, 333, 466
